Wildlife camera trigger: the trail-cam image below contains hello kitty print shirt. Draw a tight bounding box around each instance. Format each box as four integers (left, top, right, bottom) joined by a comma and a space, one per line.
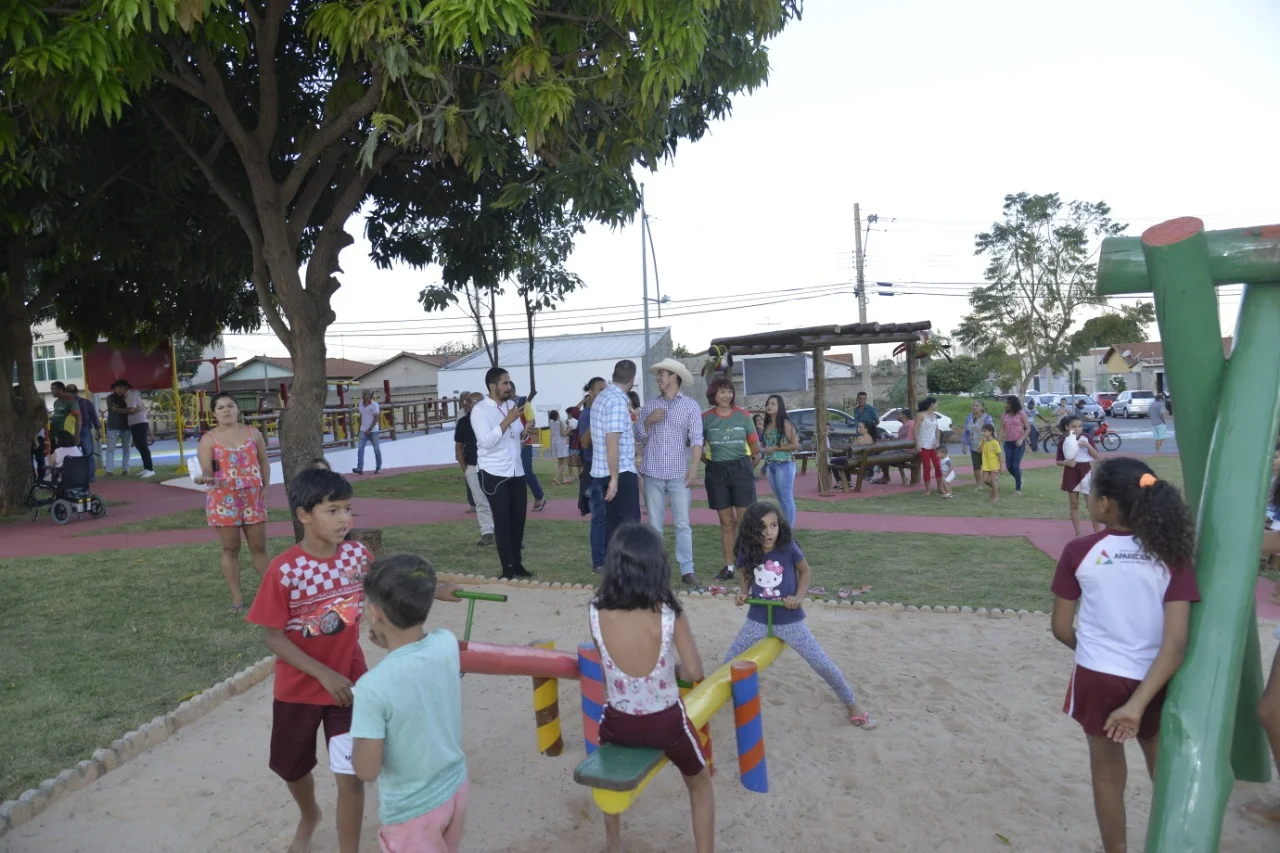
589, 603, 682, 716
745, 541, 807, 626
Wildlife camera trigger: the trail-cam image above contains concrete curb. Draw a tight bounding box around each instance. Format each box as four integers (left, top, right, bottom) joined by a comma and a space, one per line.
0, 654, 276, 839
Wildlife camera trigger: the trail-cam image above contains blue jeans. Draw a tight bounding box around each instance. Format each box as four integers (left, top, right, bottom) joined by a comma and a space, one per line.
357, 430, 382, 471
1004, 440, 1025, 492
764, 460, 797, 526
587, 478, 607, 569
79, 428, 96, 482
521, 444, 544, 501
644, 476, 694, 576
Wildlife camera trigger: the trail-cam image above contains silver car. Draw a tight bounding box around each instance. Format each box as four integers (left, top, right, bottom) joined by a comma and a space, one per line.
1053, 394, 1106, 421
1111, 390, 1156, 418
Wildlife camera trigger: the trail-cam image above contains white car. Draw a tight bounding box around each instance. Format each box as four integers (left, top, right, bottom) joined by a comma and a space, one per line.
876, 407, 953, 440
1111, 390, 1157, 418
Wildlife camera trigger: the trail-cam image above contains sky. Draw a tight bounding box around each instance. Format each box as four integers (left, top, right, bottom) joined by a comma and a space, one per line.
221, 0, 1280, 370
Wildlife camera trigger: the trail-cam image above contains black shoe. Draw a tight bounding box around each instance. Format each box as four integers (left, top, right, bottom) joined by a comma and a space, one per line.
513, 568, 534, 579
714, 567, 734, 581
592, 565, 603, 574
352, 468, 363, 475
682, 573, 704, 591
477, 533, 494, 546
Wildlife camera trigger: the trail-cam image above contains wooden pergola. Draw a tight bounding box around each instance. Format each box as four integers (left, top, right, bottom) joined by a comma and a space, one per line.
710, 321, 932, 496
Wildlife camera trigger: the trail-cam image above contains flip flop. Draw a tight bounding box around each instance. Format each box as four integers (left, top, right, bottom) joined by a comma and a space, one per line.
228, 603, 247, 615
837, 588, 853, 599
807, 585, 827, 596
706, 585, 728, 595
533, 499, 547, 512
850, 713, 878, 730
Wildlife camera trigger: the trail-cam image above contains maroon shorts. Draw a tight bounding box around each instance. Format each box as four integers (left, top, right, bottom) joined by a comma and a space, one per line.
270, 700, 353, 782
1063, 665, 1165, 740
1061, 461, 1091, 493
919, 448, 943, 482
599, 702, 708, 777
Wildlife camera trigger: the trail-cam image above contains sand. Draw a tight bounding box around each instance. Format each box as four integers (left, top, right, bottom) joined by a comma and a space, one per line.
4, 588, 1279, 853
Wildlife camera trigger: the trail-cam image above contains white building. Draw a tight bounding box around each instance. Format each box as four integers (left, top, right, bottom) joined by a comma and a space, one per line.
438, 328, 672, 426
20, 321, 85, 405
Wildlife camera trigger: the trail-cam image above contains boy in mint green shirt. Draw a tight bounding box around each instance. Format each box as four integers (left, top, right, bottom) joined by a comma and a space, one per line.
352, 555, 468, 851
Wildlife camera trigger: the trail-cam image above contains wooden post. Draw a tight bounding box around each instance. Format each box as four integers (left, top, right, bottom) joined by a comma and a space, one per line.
813, 347, 830, 496
905, 342, 920, 486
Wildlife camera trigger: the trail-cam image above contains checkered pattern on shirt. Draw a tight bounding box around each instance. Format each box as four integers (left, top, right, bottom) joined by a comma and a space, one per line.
280, 541, 369, 628
636, 392, 704, 481
590, 384, 636, 478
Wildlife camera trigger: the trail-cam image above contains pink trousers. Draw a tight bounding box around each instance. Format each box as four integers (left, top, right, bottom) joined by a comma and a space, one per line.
377, 780, 470, 853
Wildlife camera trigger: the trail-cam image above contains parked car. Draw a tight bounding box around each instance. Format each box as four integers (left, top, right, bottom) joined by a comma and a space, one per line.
1111, 390, 1157, 418
875, 407, 953, 441
1023, 394, 1057, 413
1052, 394, 1106, 422
1095, 392, 1118, 414
788, 408, 861, 451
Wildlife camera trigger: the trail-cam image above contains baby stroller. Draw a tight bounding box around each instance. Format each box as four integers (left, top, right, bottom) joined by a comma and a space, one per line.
26, 456, 107, 524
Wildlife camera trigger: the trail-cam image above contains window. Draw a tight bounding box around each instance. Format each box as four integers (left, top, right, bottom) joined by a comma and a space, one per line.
1131, 391, 1155, 399
32, 345, 83, 383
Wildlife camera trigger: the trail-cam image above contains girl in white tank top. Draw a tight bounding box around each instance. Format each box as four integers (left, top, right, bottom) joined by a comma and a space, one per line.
589, 523, 714, 853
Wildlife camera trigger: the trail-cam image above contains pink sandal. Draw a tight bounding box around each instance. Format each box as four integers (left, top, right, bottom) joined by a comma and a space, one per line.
850, 713, 878, 730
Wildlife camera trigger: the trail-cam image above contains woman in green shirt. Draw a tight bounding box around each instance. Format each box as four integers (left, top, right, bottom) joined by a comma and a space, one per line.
703, 377, 760, 581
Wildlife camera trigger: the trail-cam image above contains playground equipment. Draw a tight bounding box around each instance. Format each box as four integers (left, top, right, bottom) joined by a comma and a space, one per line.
1096, 219, 1279, 853
573, 598, 787, 814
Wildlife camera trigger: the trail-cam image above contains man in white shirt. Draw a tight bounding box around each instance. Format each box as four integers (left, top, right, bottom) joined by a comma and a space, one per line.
470, 367, 533, 579
353, 389, 382, 474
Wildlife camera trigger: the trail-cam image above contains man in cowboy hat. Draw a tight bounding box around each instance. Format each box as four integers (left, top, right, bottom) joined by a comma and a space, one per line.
635, 357, 705, 588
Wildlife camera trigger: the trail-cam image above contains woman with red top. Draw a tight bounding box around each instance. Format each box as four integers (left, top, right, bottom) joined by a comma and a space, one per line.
195, 392, 271, 612
1000, 395, 1031, 495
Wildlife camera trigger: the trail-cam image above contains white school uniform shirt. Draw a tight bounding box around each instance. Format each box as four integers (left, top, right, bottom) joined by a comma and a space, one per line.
471, 396, 524, 477
1050, 530, 1199, 681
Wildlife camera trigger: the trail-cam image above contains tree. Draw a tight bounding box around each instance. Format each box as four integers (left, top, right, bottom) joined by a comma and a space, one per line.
874, 358, 898, 376
926, 355, 984, 394
976, 344, 1022, 395
11, 0, 801, 499
0, 106, 256, 513
953, 193, 1126, 395
516, 219, 583, 394
1110, 375, 1128, 392
174, 336, 221, 383
1067, 303, 1156, 355
430, 340, 474, 358
672, 343, 693, 358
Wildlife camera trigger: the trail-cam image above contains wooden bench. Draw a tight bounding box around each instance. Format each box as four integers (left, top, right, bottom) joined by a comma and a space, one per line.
829, 439, 920, 492
795, 450, 817, 474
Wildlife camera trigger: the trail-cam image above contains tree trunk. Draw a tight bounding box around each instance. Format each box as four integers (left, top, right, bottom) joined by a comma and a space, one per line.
487, 289, 499, 368
279, 324, 328, 541
0, 275, 45, 515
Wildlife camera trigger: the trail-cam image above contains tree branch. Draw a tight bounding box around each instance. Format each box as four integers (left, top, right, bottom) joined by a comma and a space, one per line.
305, 144, 396, 298
189, 43, 259, 163
281, 67, 384, 207
287, 142, 347, 243
24, 147, 151, 259
250, 0, 287, 148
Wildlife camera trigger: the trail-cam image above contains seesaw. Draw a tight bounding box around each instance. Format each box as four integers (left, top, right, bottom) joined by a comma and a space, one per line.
449, 590, 791, 814
573, 599, 788, 814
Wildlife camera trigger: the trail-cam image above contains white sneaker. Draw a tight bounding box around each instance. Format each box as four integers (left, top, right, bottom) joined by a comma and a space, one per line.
140, 470, 157, 479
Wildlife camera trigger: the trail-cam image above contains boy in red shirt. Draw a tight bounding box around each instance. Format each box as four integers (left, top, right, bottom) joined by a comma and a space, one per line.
248, 469, 460, 853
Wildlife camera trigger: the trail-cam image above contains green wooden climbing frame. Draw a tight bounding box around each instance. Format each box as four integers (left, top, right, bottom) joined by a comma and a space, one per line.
1097, 219, 1280, 853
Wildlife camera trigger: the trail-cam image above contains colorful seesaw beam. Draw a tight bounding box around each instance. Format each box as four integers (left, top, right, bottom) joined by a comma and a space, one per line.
458, 640, 580, 678
579, 636, 785, 815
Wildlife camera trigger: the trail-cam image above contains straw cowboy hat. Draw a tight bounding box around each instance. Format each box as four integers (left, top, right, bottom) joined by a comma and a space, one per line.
649, 358, 694, 388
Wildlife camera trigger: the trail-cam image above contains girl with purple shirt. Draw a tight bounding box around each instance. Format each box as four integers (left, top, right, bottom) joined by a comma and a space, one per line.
724, 501, 877, 729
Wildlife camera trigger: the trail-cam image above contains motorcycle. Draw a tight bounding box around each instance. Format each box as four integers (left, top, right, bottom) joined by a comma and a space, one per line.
1042, 419, 1121, 454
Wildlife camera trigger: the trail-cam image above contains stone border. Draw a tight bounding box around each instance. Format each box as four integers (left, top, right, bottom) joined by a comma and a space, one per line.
439, 573, 1048, 618
0, 577, 1049, 839
0, 654, 276, 839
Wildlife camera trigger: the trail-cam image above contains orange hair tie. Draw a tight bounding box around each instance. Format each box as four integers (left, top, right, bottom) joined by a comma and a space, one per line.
1139, 473, 1158, 488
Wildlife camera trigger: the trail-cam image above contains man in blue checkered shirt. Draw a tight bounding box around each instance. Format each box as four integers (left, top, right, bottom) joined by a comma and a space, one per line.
590, 359, 641, 548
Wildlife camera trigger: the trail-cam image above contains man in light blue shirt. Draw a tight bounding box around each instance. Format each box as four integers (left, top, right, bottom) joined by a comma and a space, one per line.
353, 556, 468, 847
591, 360, 641, 549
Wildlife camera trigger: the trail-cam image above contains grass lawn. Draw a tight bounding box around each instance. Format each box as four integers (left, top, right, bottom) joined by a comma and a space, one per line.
349, 457, 580, 503
0, 520, 1053, 800
791, 455, 1187, 519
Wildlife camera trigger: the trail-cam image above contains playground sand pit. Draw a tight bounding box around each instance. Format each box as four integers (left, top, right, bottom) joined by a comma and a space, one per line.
4, 588, 1279, 853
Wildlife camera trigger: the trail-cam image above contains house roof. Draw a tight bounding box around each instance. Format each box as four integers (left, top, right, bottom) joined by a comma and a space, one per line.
353, 351, 458, 381
217, 355, 375, 382
441, 328, 671, 371
1101, 338, 1233, 367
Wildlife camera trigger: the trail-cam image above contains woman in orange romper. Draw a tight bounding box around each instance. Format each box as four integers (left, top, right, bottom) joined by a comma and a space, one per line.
195, 392, 271, 612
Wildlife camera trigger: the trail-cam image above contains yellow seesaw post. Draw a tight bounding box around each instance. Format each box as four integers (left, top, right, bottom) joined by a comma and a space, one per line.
590, 637, 784, 814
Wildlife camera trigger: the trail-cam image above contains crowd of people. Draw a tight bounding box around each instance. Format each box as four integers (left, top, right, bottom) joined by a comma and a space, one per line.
19, 377, 157, 486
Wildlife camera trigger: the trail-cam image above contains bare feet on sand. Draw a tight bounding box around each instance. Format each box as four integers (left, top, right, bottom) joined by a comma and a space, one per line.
288, 806, 323, 853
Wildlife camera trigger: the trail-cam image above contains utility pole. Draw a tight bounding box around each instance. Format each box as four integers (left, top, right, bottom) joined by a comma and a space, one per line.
853, 203, 872, 400
641, 183, 651, 401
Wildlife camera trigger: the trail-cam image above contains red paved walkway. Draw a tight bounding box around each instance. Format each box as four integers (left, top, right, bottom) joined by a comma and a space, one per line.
7, 457, 1278, 620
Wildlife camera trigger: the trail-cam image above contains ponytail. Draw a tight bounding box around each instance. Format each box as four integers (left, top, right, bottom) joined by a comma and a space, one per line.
1093, 457, 1196, 569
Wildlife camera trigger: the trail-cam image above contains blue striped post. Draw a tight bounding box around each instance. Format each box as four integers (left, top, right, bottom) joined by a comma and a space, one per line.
578, 642, 605, 755
731, 660, 768, 793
